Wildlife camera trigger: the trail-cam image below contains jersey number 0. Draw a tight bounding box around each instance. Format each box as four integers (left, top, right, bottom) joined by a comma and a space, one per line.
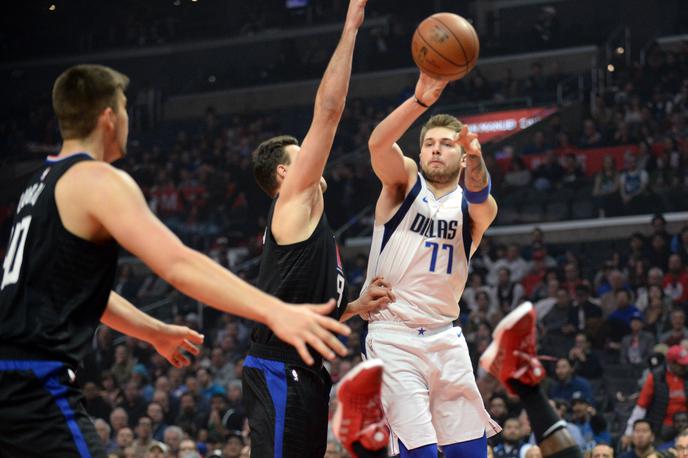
1, 216, 32, 290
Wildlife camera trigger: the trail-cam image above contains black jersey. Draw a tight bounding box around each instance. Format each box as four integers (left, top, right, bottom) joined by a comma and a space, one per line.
249, 198, 347, 366
0, 153, 118, 367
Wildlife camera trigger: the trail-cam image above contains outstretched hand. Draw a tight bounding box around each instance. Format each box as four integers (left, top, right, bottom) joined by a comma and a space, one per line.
415, 72, 448, 107
354, 276, 395, 317
151, 324, 204, 368
270, 300, 351, 365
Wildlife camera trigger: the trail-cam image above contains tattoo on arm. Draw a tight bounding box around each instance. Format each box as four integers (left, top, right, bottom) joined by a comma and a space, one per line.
465, 155, 489, 191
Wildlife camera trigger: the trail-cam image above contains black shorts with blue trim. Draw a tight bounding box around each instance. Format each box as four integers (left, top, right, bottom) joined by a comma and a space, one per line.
242, 344, 332, 458
0, 360, 105, 458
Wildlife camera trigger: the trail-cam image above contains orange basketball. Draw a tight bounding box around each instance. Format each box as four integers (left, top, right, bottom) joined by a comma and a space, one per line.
411, 12, 480, 81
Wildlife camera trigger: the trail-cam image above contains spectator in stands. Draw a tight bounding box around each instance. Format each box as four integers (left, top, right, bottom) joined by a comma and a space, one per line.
599, 270, 629, 316
620, 419, 656, 458
644, 287, 673, 338
179, 439, 199, 458
569, 332, 603, 379
502, 156, 532, 190
620, 153, 650, 214
550, 399, 586, 448
664, 254, 688, 306
84, 381, 113, 420
175, 392, 206, 437
579, 119, 603, 148
606, 289, 641, 349
493, 417, 526, 458
560, 154, 585, 189
146, 402, 167, 442
133, 416, 155, 457
111, 344, 135, 387
592, 155, 621, 217
209, 347, 236, 388
535, 277, 561, 321
571, 392, 611, 451
660, 309, 688, 346
620, 312, 656, 365
649, 233, 672, 271
110, 407, 130, 435
523, 132, 549, 156
623, 345, 688, 443
120, 381, 148, 427
488, 394, 510, 427
163, 425, 184, 457
197, 367, 225, 401
221, 431, 245, 458
94, 418, 117, 454
541, 287, 576, 351
115, 426, 135, 454
656, 411, 688, 452
533, 149, 564, 190
671, 226, 688, 264
591, 444, 614, 458
145, 441, 168, 458
652, 214, 672, 246
672, 428, 688, 457
548, 357, 593, 405
563, 262, 586, 296
570, 284, 603, 334
496, 267, 526, 313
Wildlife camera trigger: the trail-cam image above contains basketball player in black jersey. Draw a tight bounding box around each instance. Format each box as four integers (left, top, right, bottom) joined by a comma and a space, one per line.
0, 65, 354, 457
245, 1, 392, 457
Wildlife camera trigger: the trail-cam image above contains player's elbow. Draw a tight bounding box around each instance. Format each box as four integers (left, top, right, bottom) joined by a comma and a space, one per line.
314, 95, 345, 121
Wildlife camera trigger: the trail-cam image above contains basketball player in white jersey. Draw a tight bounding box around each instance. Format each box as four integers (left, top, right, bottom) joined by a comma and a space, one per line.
360, 73, 499, 458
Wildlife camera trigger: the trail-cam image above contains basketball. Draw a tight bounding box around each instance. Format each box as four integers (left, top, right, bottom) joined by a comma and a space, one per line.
411, 12, 480, 81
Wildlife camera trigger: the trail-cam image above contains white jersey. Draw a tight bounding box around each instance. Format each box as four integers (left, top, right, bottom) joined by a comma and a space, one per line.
364, 174, 472, 327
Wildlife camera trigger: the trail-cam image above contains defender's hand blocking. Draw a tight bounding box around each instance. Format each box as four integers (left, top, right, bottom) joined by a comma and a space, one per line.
151, 324, 204, 368
269, 300, 351, 365
355, 276, 395, 315
415, 72, 448, 107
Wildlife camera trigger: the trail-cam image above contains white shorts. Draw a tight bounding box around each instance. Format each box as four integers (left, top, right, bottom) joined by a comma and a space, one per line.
364, 322, 501, 454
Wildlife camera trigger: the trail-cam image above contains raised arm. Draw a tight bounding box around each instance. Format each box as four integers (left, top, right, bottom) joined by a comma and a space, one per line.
456, 126, 498, 254
278, 0, 366, 203
368, 73, 447, 189
58, 162, 350, 365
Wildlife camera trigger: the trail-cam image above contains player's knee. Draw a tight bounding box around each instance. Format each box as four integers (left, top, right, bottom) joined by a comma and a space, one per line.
442, 432, 487, 458
399, 440, 437, 458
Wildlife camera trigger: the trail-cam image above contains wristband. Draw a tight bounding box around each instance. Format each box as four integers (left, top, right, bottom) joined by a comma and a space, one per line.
414, 96, 429, 108
464, 176, 492, 204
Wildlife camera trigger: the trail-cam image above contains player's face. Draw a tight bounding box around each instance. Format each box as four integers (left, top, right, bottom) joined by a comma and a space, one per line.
282, 144, 328, 193
419, 127, 463, 185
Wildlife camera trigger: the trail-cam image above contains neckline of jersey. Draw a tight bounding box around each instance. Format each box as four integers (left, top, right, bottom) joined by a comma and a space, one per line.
419, 173, 460, 202
45, 152, 93, 163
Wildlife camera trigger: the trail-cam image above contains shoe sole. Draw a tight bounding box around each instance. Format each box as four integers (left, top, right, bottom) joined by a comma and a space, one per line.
479, 301, 534, 372
333, 358, 385, 442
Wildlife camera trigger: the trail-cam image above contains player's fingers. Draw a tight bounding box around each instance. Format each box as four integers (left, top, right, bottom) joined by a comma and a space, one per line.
313, 326, 349, 357
181, 339, 200, 356
185, 328, 204, 345
172, 352, 190, 368
305, 332, 336, 361
370, 297, 390, 310
292, 338, 314, 366
369, 275, 385, 286
316, 313, 351, 336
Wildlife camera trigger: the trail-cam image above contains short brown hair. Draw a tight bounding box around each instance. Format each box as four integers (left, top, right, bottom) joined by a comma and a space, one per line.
252, 135, 298, 196
419, 114, 463, 148
52, 64, 130, 139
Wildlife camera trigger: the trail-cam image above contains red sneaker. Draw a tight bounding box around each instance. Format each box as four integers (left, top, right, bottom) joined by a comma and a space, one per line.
333, 359, 389, 457
479, 302, 545, 395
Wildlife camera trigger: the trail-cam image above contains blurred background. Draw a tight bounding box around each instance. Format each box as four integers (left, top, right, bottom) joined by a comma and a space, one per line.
1, 1, 688, 457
